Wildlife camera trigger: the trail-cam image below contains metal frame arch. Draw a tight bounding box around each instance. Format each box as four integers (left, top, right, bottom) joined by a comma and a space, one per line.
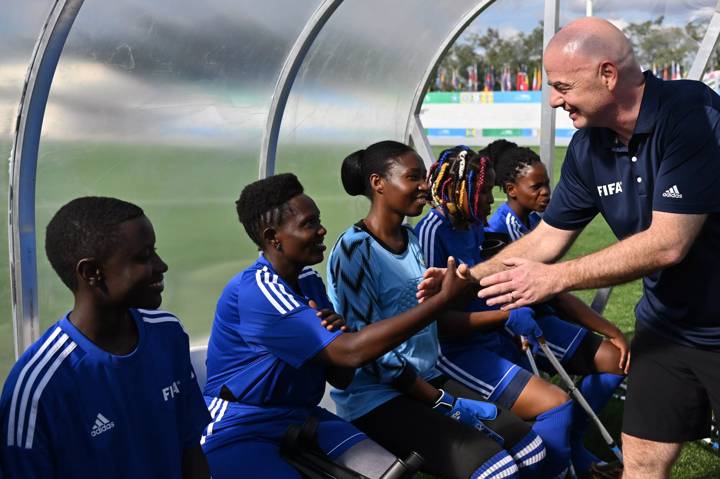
258, 0, 343, 179
539, 0, 559, 187
688, 0, 720, 81
9, 0, 85, 357
404, 0, 497, 167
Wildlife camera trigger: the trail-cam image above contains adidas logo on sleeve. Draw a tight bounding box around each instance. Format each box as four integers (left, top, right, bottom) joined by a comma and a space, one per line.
662, 185, 683, 199
90, 413, 115, 437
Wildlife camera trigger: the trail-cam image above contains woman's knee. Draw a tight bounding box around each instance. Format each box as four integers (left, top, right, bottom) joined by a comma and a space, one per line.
545, 383, 570, 407
512, 376, 569, 419
593, 340, 626, 375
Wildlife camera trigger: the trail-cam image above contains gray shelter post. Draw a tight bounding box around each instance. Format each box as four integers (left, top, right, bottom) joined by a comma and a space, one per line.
258, 0, 343, 179
9, 0, 84, 357
539, 0, 559, 187
688, 0, 720, 81
405, 0, 497, 168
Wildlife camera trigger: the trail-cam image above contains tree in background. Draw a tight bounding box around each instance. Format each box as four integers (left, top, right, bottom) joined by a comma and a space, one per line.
624, 16, 696, 70
432, 24, 543, 91
431, 16, 706, 92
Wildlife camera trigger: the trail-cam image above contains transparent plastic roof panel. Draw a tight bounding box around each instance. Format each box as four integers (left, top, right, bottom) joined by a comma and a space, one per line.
1, 0, 57, 378
274, 0, 494, 273
16, 0, 327, 353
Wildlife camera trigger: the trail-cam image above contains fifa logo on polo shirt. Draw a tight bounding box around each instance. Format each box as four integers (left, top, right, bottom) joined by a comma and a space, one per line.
162, 380, 181, 401
90, 413, 115, 437
597, 181, 623, 197
662, 185, 683, 199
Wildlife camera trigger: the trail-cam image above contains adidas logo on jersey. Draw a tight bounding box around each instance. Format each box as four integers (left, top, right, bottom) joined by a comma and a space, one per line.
662, 185, 682, 199
90, 413, 115, 437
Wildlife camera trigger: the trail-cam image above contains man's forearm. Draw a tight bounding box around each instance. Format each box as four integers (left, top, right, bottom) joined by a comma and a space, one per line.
471, 226, 568, 280
553, 227, 684, 292
478, 212, 705, 309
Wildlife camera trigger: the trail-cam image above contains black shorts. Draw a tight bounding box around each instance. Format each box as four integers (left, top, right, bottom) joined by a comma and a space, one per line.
564, 331, 604, 375
352, 376, 532, 479
622, 327, 720, 442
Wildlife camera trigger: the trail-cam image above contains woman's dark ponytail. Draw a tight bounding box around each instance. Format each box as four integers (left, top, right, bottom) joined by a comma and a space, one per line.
341, 149, 366, 196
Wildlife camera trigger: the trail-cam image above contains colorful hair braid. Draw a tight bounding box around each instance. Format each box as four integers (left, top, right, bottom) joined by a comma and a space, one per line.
427, 146, 492, 224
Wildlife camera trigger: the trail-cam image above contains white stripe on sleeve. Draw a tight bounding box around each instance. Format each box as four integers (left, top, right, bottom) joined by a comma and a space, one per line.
428, 217, 442, 268
14, 333, 70, 447
504, 214, 519, 241
25, 342, 77, 448
7, 327, 62, 447
255, 269, 287, 314
264, 270, 295, 312
275, 281, 301, 309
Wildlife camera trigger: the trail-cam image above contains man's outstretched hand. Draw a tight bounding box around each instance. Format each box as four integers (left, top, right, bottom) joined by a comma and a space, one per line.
478, 258, 564, 310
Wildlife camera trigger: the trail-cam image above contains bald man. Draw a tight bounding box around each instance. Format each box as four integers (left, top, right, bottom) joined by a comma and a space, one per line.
425, 17, 720, 478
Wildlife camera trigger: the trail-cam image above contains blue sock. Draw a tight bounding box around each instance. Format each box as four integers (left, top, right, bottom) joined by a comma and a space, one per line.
531, 400, 573, 478
508, 430, 545, 478
571, 373, 624, 473
471, 450, 519, 479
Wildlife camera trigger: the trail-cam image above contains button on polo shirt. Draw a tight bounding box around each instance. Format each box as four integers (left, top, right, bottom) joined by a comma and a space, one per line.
544, 71, 720, 349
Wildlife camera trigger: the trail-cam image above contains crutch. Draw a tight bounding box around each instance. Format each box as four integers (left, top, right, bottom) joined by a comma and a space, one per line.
521, 337, 578, 479
520, 336, 541, 376
536, 336, 624, 463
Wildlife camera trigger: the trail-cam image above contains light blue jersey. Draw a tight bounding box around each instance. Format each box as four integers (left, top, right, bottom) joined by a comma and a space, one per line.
0, 309, 210, 479
327, 222, 441, 421
486, 202, 541, 241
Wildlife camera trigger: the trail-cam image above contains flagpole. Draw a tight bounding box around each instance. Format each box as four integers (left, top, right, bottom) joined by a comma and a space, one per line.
540, 0, 559, 187
586, 0, 593, 16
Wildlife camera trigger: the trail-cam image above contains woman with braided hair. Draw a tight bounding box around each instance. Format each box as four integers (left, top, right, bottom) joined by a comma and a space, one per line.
415, 145, 575, 478
485, 140, 549, 240
483, 140, 629, 477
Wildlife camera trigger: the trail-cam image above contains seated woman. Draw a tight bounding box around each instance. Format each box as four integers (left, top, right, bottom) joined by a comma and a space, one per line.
200, 173, 469, 479
327, 141, 547, 479
485, 140, 628, 473
418, 142, 627, 475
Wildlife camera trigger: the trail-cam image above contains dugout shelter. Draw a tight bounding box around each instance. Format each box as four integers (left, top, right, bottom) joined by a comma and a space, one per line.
2, 0, 720, 366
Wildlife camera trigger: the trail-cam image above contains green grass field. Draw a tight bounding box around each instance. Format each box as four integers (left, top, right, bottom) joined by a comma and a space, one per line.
0, 141, 717, 475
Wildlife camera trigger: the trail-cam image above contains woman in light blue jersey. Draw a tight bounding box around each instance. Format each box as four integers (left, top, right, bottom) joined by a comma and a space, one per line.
327, 141, 547, 479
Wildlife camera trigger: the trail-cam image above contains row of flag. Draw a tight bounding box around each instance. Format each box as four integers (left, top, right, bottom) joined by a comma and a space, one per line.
435, 65, 543, 92
651, 62, 686, 81
435, 61, 690, 92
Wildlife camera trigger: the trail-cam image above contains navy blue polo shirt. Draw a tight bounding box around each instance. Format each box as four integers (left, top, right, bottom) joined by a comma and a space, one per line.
544, 71, 720, 349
